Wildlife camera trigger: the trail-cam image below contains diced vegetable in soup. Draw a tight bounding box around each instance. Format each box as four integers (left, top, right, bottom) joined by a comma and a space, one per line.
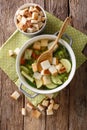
20, 39, 72, 90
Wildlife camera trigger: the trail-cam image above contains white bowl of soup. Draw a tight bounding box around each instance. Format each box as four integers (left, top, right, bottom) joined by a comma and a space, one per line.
16, 34, 76, 94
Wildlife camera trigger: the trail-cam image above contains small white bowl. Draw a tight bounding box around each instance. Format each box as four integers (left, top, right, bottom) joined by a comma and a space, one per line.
14, 3, 47, 36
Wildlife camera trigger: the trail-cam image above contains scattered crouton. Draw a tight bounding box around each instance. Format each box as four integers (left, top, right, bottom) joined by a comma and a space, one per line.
32, 12, 38, 20
27, 102, 34, 110
41, 69, 50, 75
42, 99, 49, 107
10, 91, 20, 100
46, 94, 54, 99
48, 103, 54, 110
46, 109, 53, 115
14, 48, 20, 55
52, 57, 58, 65
49, 65, 57, 75
50, 99, 55, 104
9, 50, 14, 56
37, 104, 44, 111
40, 39, 48, 47
40, 60, 51, 70
21, 108, 26, 116
32, 63, 38, 72
53, 104, 59, 110
31, 109, 41, 119
56, 63, 63, 71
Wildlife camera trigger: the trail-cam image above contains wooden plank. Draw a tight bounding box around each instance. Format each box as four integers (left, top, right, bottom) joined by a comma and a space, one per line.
69, 0, 87, 34
45, 0, 69, 130
45, 0, 68, 20
69, 0, 87, 129
0, 0, 24, 130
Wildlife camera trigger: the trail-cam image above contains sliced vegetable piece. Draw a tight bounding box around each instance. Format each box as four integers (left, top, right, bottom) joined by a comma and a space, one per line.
60, 59, 71, 73
35, 79, 43, 88
21, 70, 34, 82
46, 82, 57, 89
51, 75, 62, 85
20, 66, 29, 74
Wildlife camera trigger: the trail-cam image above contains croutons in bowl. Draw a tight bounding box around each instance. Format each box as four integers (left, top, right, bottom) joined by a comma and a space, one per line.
14, 3, 47, 36
16, 35, 76, 94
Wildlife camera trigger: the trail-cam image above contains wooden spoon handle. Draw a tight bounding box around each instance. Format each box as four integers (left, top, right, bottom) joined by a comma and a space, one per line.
50, 16, 71, 52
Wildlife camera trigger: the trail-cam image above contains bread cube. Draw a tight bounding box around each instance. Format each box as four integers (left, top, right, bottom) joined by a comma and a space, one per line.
33, 24, 39, 31
19, 9, 25, 15
42, 75, 51, 85
41, 39, 48, 47
48, 103, 54, 110
49, 65, 57, 75
50, 99, 55, 104
52, 57, 58, 65
14, 48, 20, 55
58, 67, 66, 74
21, 108, 26, 116
11, 91, 20, 100
9, 50, 14, 56
39, 11, 44, 17
40, 60, 51, 70
46, 94, 54, 99
31, 19, 38, 24
42, 100, 49, 107
38, 15, 42, 22
16, 15, 22, 22
27, 102, 34, 110
56, 63, 63, 71
20, 17, 27, 25
32, 12, 38, 20
32, 63, 37, 72
32, 109, 41, 119
33, 72, 42, 80
29, 6, 34, 12
35, 79, 43, 88
38, 22, 44, 29
17, 22, 27, 31
46, 109, 53, 115
33, 41, 41, 50
37, 104, 44, 111
53, 104, 59, 110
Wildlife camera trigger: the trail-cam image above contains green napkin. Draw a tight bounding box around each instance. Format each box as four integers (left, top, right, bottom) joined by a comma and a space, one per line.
0, 12, 87, 106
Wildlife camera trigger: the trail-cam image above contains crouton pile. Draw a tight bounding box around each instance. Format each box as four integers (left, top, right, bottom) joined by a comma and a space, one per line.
15, 5, 46, 33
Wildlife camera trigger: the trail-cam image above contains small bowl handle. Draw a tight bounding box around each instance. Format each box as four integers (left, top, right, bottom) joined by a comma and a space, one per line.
54, 31, 73, 46
20, 83, 39, 98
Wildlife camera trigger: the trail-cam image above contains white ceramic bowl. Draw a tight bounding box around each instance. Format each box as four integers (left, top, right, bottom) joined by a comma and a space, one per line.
14, 3, 47, 36
16, 35, 76, 94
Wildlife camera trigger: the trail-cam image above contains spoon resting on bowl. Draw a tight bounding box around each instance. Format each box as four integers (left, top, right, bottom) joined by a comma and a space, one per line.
37, 16, 71, 72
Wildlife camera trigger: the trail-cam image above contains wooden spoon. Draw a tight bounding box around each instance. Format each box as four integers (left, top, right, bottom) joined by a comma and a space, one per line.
37, 16, 71, 71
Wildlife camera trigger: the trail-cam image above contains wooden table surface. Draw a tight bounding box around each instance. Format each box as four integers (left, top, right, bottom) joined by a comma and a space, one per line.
0, 0, 87, 130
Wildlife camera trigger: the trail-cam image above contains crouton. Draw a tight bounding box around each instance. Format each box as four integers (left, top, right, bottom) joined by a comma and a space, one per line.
33, 72, 42, 80
38, 22, 44, 29
46, 94, 54, 99
58, 67, 66, 74
27, 102, 34, 110
31, 19, 38, 24
16, 15, 22, 22
10, 91, 20, 100
42, 99, 49, 107
40, 39, 48, 47
35, 5, 41, 11
53, 104, 59, 110
21, 108, 26, 116
33, 24, 39, 31
39, 11, 44, 17
50, 99, 55, 104
33, 41, 41, 50
32, 7, 40, 13
14, 48, 20, 55
20, 17, 27, 25
56, 63, 63, 71
41, 17, 46, 22
46, 109, 53, 115
40, 60, 51, 70
29, 6, 34, 13
37, 104, 44, 111
49, 65, 57, 75
48, 103, 54, 110
27, 27, 36, 33
32, 63, 38, 72
42, 75, 51, 85
31, 109, 41, 119
9, 50, 14, 56
32, 12, 38, 20
52, 57, 58, 65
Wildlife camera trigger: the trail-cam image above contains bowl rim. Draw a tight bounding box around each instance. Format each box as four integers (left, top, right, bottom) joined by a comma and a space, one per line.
14, 3, 47, 36
16, 34, 76, 94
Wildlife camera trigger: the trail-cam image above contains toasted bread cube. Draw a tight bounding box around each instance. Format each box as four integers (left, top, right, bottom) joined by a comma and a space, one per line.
38, 15, 42, 22
27, 102, 34, 110
31, 19, 38, 24
49, 65, 57, 75
29, 6, 34, 12
42, 100, 49, 107
41, 17, 46, 22
42, 75, 51, 85
41, 69, 50, 75
21, 108, 26, 116
40, 39, 48, 47
33, 72, 42, 80
53, 104, 59, 110
20, 17, 27, 25
27, 27, 36, 33
46, 94, 54, 99
32, 109, 41, 119
58, 67, 66, 74
39, 11, 44, 17
52, 57, 58, 65
40, 60, 51, 70
46, 109, 53, 115
11, 91, 20, 100
9, 50, 14, 56
37, 104, 44, 111
56, 63, 63, 71
32, 7, 40, 13
33, 41, 41, 50
50, 99, 55, 104
17, 22, 27, 31
33, 24, 39, 31
19, 9, 25, 15
14, 48, 20, 55
48, 103, 54, 110
32, 12, 38, 20
32, 63, 38, 72
16, 15, 22, 22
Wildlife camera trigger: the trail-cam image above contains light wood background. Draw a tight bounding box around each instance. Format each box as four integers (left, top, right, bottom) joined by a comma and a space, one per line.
0, 0, 87, 130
